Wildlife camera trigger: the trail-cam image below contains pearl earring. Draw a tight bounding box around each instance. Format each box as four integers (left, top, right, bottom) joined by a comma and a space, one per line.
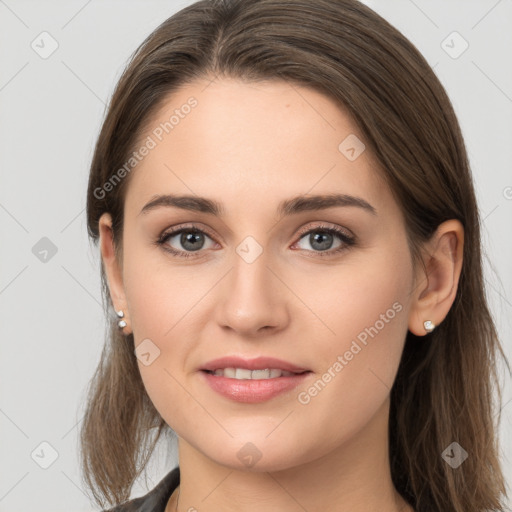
116, 309, 127, 329
423, 320, 435, 333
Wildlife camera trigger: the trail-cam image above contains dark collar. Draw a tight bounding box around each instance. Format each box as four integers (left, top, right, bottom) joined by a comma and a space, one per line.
104, 466, 180, 512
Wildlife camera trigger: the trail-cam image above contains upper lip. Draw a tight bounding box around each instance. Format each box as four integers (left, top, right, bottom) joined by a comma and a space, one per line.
200, 356, 310, 373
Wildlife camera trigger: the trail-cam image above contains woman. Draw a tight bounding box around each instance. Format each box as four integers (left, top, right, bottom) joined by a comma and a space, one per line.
80, 0, 510, 511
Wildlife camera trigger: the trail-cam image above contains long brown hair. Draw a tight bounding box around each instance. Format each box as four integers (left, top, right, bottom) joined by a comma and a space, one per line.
80, 1, 510, 510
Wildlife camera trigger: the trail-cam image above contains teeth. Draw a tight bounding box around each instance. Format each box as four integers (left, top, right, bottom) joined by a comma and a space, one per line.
223, 368, 236, 378
235, 368, 252, 379
209, 367, 296, 379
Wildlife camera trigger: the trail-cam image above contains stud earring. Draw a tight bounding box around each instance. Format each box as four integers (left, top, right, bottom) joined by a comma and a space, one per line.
423, 320, 435, 333
116, 309, 127, 329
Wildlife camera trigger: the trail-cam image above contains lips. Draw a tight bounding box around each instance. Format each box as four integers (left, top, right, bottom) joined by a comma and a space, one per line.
199, 356, 312, 402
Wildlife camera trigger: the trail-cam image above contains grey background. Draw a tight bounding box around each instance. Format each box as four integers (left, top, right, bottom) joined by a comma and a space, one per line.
0, 0, 510, 510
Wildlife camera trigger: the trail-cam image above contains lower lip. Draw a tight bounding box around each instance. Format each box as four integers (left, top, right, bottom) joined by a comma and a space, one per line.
200, 370, 312, 403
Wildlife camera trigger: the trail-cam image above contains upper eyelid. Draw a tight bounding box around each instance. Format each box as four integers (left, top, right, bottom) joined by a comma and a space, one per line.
295, 222, 353, 239
161, 223, 220, 243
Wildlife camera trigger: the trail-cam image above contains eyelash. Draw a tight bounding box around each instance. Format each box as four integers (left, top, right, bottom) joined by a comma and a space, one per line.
154, 223, 356, 259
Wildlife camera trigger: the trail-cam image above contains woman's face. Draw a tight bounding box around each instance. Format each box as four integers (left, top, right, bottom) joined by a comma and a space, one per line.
103, 77, 420, 471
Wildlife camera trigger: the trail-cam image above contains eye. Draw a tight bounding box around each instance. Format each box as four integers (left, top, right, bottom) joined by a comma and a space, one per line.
156, 224, 217, 258
292, 224, 356, 257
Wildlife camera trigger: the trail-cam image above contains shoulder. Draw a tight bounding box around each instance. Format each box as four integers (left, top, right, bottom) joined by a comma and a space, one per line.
102, 466, 180, 512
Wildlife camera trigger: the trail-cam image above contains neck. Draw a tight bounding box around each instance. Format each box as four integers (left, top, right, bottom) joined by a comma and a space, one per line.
167, 398, 413, 512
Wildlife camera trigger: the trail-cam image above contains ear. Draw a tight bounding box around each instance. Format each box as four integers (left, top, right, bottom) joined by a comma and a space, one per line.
99, 212, 131, 334
408, 219, 464, 336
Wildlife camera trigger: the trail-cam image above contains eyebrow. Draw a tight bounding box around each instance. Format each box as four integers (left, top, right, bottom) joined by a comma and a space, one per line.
138, 193, 377, 217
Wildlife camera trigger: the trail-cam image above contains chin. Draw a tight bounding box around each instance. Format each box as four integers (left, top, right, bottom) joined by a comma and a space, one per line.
194, 433, 317, 473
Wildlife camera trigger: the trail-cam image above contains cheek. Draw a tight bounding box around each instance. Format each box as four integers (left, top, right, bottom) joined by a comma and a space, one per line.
121, 236, 208, 338
293, 238, 412, 361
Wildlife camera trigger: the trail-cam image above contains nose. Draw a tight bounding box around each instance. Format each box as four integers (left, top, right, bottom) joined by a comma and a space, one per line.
214, 244, 290, 338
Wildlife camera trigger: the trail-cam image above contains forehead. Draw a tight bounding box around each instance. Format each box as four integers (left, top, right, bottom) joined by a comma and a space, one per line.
124, 77, 392, 219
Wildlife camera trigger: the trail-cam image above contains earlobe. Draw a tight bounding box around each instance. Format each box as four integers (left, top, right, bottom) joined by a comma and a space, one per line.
408, 219, 464, 336
98, 212, 130, 331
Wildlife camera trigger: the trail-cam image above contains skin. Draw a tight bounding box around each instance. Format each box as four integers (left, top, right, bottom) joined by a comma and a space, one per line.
99, 77, 464, 512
